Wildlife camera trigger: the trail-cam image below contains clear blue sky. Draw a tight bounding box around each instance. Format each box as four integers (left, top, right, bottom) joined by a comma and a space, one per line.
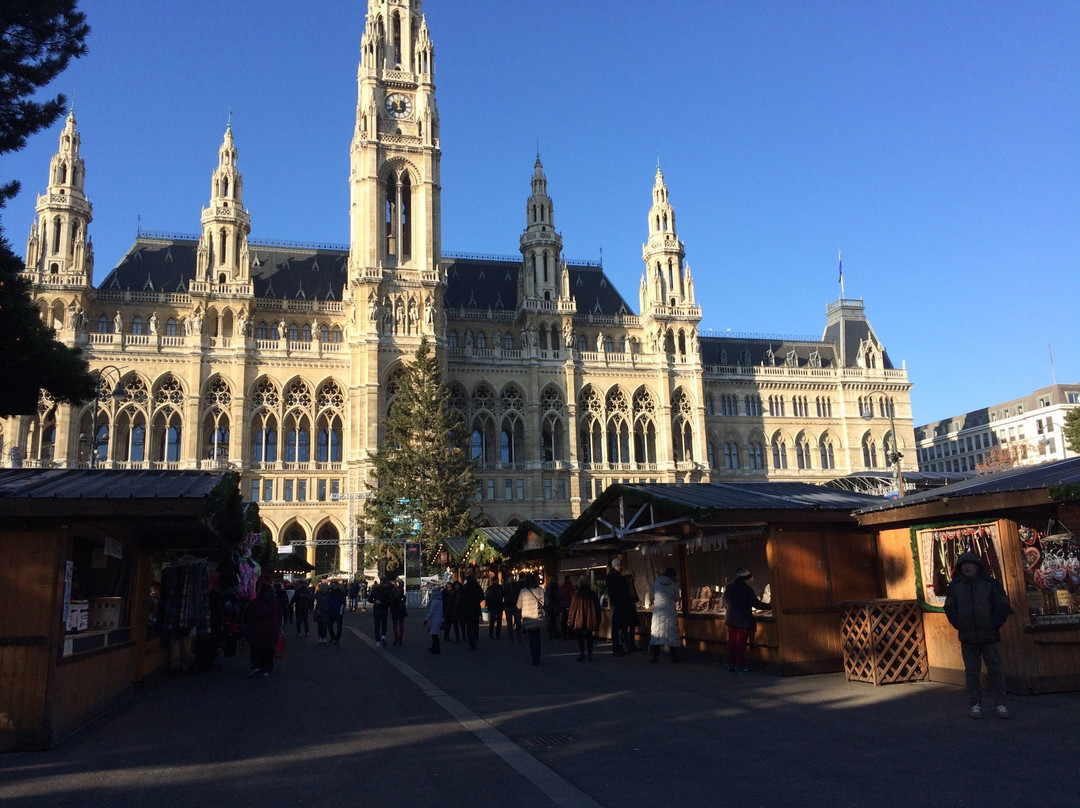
4, 1, 1077, 425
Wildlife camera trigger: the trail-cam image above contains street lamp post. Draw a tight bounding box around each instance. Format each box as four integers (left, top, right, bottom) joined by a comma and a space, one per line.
862, 396, 905, 498
88, 365, 124, 469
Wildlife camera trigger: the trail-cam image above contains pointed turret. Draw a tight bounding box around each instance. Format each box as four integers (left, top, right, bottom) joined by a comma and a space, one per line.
641, 164, 688, 309
519, 154, 564, 302
25, 108, 93, 285
195, 120, 252, 294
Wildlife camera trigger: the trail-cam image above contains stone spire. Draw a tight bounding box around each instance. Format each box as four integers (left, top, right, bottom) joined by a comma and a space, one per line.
25, 107, 93, 285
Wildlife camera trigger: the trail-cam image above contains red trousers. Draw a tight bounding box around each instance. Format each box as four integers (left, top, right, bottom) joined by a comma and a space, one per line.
727, 626, 750, 666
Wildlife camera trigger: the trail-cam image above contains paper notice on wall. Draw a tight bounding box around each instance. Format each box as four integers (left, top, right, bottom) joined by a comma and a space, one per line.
104, 537, 122, 559
62, 560, 73, 625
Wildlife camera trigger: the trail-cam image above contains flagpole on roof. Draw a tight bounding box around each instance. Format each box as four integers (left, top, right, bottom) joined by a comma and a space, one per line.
838, 249, 845, 299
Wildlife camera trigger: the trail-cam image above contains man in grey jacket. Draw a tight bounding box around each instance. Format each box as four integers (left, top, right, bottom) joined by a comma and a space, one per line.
943, 552, 1012, 719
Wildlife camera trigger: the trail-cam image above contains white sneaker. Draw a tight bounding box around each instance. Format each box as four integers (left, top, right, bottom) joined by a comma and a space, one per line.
995, 705, 1010, 719
969, 704, 983, 719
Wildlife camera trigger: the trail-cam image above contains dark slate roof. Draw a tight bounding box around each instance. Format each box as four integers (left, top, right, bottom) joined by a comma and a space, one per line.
100, 236, 350, 301
821, 313, 896, 370
0, 468, 223, 500
100, 238, 635, 315
611, 481, 882, 514
443, 256, 633, 316
854, 456, 1080, 515
699, 335, 839, 369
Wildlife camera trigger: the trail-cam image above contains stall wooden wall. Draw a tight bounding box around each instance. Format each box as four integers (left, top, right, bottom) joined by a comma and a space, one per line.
769, 528, 879, 673
51, 646, 137, 743
0, 530, 66, 751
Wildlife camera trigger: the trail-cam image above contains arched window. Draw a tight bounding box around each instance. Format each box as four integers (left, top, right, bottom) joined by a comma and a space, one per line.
724, 441, 740, 469
747, 441, 765, 470
862, 434, 878, 468
166, 317, 177, 336
795, 435, 811, 470
284, 413, 311, 463
819, 434, 835, 469
320, 324, 330, 342
289, 323, 299, 342
771, 435, 788, 469
253, 420, 278, 464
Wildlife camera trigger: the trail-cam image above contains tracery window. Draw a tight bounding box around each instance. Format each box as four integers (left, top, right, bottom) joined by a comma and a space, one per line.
633, 388, 657, 464
862, 433, 878, 468
747, 440, 765, 470
671, 389, 694, 462
771, 434, 788, 470
795, 433, 811, 470
724, 441, 740, 469
819, 433, 836, 469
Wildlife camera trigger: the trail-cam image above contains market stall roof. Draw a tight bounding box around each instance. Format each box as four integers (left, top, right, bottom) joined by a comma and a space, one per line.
0, 468, 227, 546
854, 456, 1080, 521
504, 519, 575, 556
563, 481, 881, 550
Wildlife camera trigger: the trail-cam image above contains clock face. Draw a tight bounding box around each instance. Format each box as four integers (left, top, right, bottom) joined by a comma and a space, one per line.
385, 93, 413, 119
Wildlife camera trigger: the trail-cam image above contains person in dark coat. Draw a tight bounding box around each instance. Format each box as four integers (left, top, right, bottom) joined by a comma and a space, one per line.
245, 583, 282, 677
503, 576, 522, 644
274, 582, 291, 625
723, 568, 770, 672
459, 573, 485, 649
292, 581, 313, 637
944, 551, 1012, 719
568, 577, 602, 661
369, 577, 393, 647
347, 579, 361, 612
314, 581, 332, 644
327, 581, 346, 645
605, 557, 631, 655
544, 576, 561, 639
485, 576, 504, 639
390, 581, 408, 645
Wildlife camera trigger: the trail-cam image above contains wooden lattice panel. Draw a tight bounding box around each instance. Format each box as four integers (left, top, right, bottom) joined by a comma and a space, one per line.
839, 600, 928, 685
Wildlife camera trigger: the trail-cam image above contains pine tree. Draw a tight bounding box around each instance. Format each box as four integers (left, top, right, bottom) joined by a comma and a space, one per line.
361, 337, 477, 571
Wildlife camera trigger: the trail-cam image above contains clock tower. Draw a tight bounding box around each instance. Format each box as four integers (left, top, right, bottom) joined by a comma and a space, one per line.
347, 0, 444, 521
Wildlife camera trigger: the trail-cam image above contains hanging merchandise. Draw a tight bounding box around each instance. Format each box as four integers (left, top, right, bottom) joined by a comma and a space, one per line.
158, 557, 211, 646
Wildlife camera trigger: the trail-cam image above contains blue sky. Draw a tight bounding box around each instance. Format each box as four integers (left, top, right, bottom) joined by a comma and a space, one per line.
4, 1, 1077, 425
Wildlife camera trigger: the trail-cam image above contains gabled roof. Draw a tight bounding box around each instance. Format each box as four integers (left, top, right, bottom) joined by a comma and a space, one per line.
504, 519, 575, 556
854, 456, 1080, 515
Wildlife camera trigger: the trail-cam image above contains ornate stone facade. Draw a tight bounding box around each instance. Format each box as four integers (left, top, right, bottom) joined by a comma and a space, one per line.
5, 0, 913, 574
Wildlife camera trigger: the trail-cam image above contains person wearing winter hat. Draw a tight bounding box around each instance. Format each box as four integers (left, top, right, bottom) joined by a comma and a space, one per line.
943, 552, 1012, 719
723, 568, 770, 671
649, 567, 682, 663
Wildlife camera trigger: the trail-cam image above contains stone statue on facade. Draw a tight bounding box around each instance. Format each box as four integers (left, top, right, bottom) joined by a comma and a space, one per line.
148, 312, 158, 335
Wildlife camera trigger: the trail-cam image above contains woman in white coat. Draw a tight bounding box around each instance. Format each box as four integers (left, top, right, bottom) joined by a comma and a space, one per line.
649, 567, 681, 663
424, 586, 444, 654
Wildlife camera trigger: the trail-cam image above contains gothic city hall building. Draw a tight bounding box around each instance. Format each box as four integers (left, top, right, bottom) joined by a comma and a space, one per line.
7, 1, 913, 575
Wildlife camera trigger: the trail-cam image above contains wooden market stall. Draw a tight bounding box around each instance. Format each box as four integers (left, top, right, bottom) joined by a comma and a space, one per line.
0, 469, 229, 751
854, 456, 1080, 694
560, 482, 884, 674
